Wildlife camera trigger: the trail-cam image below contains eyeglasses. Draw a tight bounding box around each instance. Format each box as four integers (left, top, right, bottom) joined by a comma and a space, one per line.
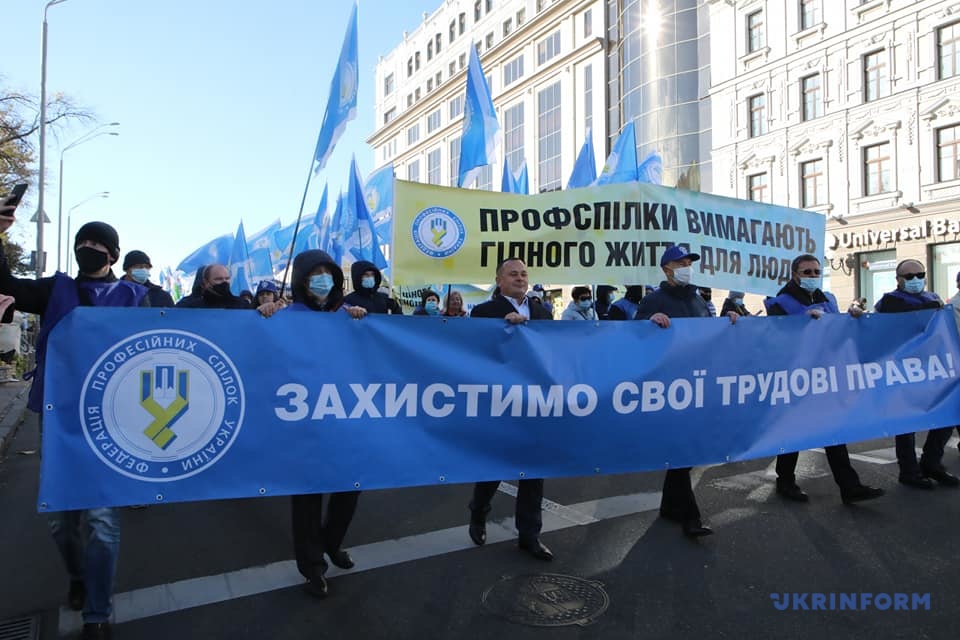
798, 269, 821, 276
899, 272, 925, 280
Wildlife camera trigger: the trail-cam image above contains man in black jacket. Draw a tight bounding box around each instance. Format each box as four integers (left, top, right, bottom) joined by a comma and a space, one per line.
121, 250, 174, 307
174, 264, 250, 309
467, 258, 554, 561
634, 245, 738, 538
343, 260, 402, 314
875, 259, 958, 489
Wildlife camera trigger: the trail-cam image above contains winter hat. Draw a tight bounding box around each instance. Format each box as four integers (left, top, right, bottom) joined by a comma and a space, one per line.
122, 250, 151, 270
75, 221, 120, 262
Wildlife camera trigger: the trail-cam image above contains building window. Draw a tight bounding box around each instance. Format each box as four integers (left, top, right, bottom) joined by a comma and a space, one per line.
747, 11, 765, 54
436, 33, 442, 55
407, 94, 413, 107
426, 78, 434, 93
427, 109, 441, 133
459, 53, 466, 69
407, 58, 413, 77
748, 94, 767, 137
449, 61, 457, 76
459, 13, 466, 35
436, 71, 442, 87
801, 74, 822, 121
517, 8, 525, 26
476, 41, 483, 55
407, 159, 420, 183
449, 20, 456, 43
449, 136, 461, 186
450, 94, 464, 119
414, 87, 421, 101
503, 55, 524, 85
800, 159, 824, 207
474, 0, 481, 22
799, 0, 819, 31
427, 148, 442, 185
504, 102, 525, 173
863, 142, 891, 195
407, 123, 420, 145
415, 51, 421, 71
476, 165, 493, 191
486, 0, 493, 13
748, 173, 768, 203
584, 64, 593, 132
584, 8, 592, 38
937, 124, 960, 182
938, 22, 960, 80
537, 31, 561, 65
486, 32, 494, 49
537, 81, 562, 192
503, 18, 513, 37
383, 107, 397, 125
384, 73, 394, 96
427, 40, 434, 61
863, 50, 889, 102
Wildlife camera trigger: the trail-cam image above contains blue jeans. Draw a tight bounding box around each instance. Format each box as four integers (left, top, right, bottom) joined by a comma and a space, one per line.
48, 507, 120, 623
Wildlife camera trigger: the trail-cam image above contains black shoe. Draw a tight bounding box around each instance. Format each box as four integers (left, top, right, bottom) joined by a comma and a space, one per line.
682, 519, 714, 538
302, 575, 329, 598
81, 622, 112, 640
518, 539, 553, 561
776, 483, 810, 502
842, 485, 886, 503
68, 579, 85, 611
899, 473, 935, 490
468, 520, 486, 546
923, 468, 960, 487
327, 549, 354, 569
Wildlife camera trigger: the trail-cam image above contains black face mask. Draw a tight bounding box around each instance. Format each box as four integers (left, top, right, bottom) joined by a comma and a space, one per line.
75, 246, 110, 274
206, 282, 232, 298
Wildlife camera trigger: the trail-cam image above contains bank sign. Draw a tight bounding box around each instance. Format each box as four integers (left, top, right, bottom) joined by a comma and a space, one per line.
831, 217, 960, 250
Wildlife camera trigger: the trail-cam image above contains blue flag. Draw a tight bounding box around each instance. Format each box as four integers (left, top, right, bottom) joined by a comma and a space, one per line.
248, 247, 275, 282
344, 156, 388, 269
246, 219, 281, 254
364, 164, 394, 244
516, 161, 529, 195
501, 157, 519, 193
176, 233, 234, 275
458, 46, 502, 188
273, 221, 298, 273
567, 128, 598, 188
595, 121, 638, 185
637, 150, 663, 185
313, 3, 359, 172
326, 192, 346, 264
228, 222, 252, 296
313, 183, 329, 229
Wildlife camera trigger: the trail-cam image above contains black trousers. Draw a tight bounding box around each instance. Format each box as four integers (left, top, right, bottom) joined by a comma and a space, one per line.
895, 427, 954, 475
776, 446, 860, 491
470, 479, 544, 542
659, 468, 700, 522
291, 491, 360, 580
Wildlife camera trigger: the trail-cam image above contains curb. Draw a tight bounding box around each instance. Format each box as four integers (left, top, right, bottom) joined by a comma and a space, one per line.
0, 383, 30, 457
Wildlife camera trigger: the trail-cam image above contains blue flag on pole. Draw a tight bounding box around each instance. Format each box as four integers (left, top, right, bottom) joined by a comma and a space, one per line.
313, 183, 329, 229
567, 128, 598, 188
595, 121, 638, 185
176, 234, 234, 275
228, 222, 252, 296
248, 247, 275, 282
516, 160, 529, 195
327, 192, 346, 264
637, 151, 663, 185
365, 164, 394, 244
501, 157, 519, 193
458, 46, 502, 188
246, 219, 281, 254
313, 3, 359, 173
345, 156, 388, 269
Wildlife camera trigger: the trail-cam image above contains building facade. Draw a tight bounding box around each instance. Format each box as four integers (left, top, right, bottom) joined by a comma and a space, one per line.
709, 0, 960, 307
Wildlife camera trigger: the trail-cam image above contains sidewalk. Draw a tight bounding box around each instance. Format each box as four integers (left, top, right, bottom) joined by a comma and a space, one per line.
0, 381, 30, 456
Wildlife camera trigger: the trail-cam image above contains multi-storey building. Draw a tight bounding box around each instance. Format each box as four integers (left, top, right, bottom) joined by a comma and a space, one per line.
710, 0, 960, 306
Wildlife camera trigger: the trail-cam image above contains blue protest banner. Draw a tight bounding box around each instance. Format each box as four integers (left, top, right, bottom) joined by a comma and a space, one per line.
39, 308, 960, 511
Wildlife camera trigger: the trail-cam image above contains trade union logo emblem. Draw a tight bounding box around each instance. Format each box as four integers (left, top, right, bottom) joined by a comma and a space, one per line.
411, 206, 466, 258
79, 330, 245, 482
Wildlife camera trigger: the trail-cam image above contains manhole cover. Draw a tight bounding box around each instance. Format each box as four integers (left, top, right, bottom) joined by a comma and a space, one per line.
0, 616, 39, 640
481, 573, 609, 627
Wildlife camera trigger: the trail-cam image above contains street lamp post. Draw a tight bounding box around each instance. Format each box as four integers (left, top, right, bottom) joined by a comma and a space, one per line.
36, 0, 71, 278
57, 123, 119, 271
65, 191, 109, 274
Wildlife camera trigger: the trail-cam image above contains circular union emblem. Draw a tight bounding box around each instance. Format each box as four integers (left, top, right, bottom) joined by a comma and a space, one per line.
79, 330, 245, 482
411, 206, 466, 258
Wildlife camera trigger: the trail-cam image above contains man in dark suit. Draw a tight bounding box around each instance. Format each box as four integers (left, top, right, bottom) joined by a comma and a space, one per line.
467, 258, 554, 561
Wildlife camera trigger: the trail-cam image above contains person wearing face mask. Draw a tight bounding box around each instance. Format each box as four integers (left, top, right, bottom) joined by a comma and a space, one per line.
175, 264, 251, 309
632, 245, 738, 538
698, 287, 717, 316
595, 285, 618, 320
343, 260, 402, 314
274, 249, 366, 598
413, 290, 442, 316
121, 250, 174, 308
560, 286, 597, 320
608, 285, 645, 320
0, 219, 148, 640
873, 259, 958, 489
720, 290, 751, 317
764, 253, 884, 505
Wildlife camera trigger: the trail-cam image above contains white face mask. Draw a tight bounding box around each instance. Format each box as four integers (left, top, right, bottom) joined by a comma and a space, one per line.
672, 266, 692, 286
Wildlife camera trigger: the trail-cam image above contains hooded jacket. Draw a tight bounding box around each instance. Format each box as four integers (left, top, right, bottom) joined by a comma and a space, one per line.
343, 260, 402, 314
560, 299, 597, 321
289, 250, 345, 312
175, 266, 251, 309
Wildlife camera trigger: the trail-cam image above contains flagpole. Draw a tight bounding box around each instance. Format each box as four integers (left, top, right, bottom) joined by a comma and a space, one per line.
279, 162, 316, 298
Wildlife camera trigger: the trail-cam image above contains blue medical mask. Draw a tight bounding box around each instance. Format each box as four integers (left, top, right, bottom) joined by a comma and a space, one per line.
130, 268, 150, 284
308, 273, 334, 297
361, 276, 376, 289
799, 277, 821, 293
733, 298, 743, 306
577, 299, 593, 311
904, 278, 925, 294
425, 300, 439, 315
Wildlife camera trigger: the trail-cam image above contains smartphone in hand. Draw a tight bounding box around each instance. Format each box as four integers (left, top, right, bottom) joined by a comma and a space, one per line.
0, 184, 28, 218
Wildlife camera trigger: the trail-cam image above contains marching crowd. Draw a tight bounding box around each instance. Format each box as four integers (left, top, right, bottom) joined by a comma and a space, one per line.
0, 205, 957, 638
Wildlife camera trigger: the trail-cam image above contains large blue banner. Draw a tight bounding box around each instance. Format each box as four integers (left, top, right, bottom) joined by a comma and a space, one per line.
39, 308, 960, 511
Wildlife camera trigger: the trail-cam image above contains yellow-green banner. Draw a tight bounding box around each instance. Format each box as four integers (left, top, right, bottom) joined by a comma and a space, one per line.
392, 180, 826, 296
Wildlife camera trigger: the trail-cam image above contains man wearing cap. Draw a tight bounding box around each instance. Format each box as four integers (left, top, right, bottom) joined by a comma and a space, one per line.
633, 245, 738, 538
121, 250, 174, 307
0, 218, 148, 640
874, 259, 958, 489
764, 253, 885, 505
